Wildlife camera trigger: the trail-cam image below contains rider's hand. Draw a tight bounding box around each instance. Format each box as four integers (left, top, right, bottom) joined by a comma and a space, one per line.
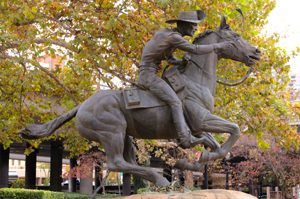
167, 57, 183, 65
213, 41, 233, 53
182, 54, 191, 66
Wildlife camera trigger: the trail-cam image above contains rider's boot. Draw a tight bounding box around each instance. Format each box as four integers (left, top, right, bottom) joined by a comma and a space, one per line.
171, 105, 203, 149
177, 128, 204, 149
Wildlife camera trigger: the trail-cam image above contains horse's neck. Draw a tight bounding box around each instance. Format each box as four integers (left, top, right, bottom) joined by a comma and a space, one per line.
183, 33, 219, 95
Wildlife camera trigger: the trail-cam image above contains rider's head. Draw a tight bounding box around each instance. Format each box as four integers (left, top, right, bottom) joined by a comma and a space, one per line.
176, 21, 198, 36
166, 10, 206, 37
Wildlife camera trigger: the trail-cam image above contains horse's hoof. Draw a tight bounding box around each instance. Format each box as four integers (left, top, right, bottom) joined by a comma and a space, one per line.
155, 177, 170, 187
199, 150, 210, 163
19, 129, 36, 140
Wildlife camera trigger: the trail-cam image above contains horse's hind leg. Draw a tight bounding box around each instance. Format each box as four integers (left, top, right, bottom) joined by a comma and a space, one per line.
123, 135, 137, 165
95, 130, 170, 187
76, 95, 169, 186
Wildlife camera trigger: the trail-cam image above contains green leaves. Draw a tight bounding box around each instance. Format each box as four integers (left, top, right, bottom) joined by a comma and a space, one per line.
0, 0, 298, 157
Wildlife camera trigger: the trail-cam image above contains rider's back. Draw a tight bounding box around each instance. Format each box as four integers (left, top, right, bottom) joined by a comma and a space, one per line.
141, 28, 180, 67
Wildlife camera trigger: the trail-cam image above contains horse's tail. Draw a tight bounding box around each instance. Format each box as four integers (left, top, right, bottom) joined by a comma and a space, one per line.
20, 106, 80, 139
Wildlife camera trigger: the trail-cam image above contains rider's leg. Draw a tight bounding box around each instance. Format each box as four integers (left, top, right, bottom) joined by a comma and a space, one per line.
139, 70, 202, 148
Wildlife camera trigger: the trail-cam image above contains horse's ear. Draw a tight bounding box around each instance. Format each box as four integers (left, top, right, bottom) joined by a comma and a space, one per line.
220, 16, 230, 29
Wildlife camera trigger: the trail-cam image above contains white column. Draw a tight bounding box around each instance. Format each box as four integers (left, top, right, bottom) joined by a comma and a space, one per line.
266, 186, 271, 199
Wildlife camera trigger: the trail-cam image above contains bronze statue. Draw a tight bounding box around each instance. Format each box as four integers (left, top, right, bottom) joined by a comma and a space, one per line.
138, 10, 232, 149
21, 14, 260, 187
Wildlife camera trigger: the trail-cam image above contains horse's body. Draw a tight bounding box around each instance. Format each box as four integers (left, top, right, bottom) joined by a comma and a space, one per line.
76, 76, 214, 140
77, 89, 176, 140
21, 17, 260, 186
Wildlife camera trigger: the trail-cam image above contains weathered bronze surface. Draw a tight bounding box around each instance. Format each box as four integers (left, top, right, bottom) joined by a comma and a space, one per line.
20, 16, 260, 187
139, 10, 234, 149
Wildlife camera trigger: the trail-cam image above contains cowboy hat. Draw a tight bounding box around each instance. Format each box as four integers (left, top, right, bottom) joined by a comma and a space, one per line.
166, 10, 206, 24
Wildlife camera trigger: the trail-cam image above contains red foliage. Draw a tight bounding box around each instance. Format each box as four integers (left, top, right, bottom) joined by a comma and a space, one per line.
230, 136, 300, 198
64, 151, 106, 179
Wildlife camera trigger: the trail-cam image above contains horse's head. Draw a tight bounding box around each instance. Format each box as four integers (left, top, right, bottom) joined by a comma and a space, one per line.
214, 16, 261, 66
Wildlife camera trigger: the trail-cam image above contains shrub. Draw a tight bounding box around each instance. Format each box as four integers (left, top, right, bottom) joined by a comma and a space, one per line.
0, 188, 64, 199
0, 188, 111, 199
10, 179, 25, 189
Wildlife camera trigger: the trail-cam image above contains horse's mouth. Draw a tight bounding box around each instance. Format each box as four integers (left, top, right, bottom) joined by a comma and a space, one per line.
249, 54, 260, 61
246, 54, 260, 66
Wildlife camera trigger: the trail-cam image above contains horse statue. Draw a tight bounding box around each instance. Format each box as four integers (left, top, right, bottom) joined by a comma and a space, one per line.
20, 16, 260, 187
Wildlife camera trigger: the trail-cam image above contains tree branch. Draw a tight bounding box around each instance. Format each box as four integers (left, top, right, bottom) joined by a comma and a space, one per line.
34, 39, 79, 53
0, 39, 79, 53
0, 54, 79, 104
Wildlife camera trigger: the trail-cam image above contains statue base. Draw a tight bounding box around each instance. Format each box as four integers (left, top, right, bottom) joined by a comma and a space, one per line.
124, 189, 257, 199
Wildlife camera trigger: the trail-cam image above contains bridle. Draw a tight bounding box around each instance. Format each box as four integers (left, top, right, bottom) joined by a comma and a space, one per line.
189, 30, 253, 87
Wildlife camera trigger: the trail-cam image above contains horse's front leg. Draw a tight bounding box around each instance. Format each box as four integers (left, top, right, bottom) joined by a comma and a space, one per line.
174, 158, 203, 171
193, 131, 221, 151
174, 132, 220, 171
197, 113, 240, 163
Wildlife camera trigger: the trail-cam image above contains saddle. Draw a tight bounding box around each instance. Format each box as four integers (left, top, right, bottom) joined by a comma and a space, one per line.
123, 67, 185, 109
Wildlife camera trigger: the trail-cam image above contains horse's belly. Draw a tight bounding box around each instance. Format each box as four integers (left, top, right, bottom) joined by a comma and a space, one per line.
127, 106, 176, 139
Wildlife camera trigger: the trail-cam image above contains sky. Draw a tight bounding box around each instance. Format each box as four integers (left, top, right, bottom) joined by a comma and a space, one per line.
264, 0, 300, 75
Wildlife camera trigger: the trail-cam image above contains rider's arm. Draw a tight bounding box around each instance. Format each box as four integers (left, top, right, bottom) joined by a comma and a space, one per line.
169, 33, 227, 55
166, 54, 183, 65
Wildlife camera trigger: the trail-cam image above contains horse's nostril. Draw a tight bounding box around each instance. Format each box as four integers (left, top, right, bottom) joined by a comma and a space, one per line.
256, 48, 261, 54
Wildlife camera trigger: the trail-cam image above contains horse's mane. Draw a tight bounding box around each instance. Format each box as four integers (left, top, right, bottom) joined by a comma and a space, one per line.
193, 30, 214, 44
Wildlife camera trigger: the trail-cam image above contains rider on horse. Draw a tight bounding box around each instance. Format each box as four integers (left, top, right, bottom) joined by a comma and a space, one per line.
138, 10, 232, 148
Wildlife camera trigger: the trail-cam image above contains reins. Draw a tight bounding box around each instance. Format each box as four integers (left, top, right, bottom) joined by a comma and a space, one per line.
190, 31, 253, 87
189, 58, 253, 86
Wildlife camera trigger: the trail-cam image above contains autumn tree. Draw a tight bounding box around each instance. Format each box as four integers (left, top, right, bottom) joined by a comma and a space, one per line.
229, 135, 300, 198
0, 0, 299, 157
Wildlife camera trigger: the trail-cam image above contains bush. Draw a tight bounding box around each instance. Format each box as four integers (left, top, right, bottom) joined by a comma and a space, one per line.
0, 188, 64, 199
0, 188, 112, 199
10, 179, 25, 188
